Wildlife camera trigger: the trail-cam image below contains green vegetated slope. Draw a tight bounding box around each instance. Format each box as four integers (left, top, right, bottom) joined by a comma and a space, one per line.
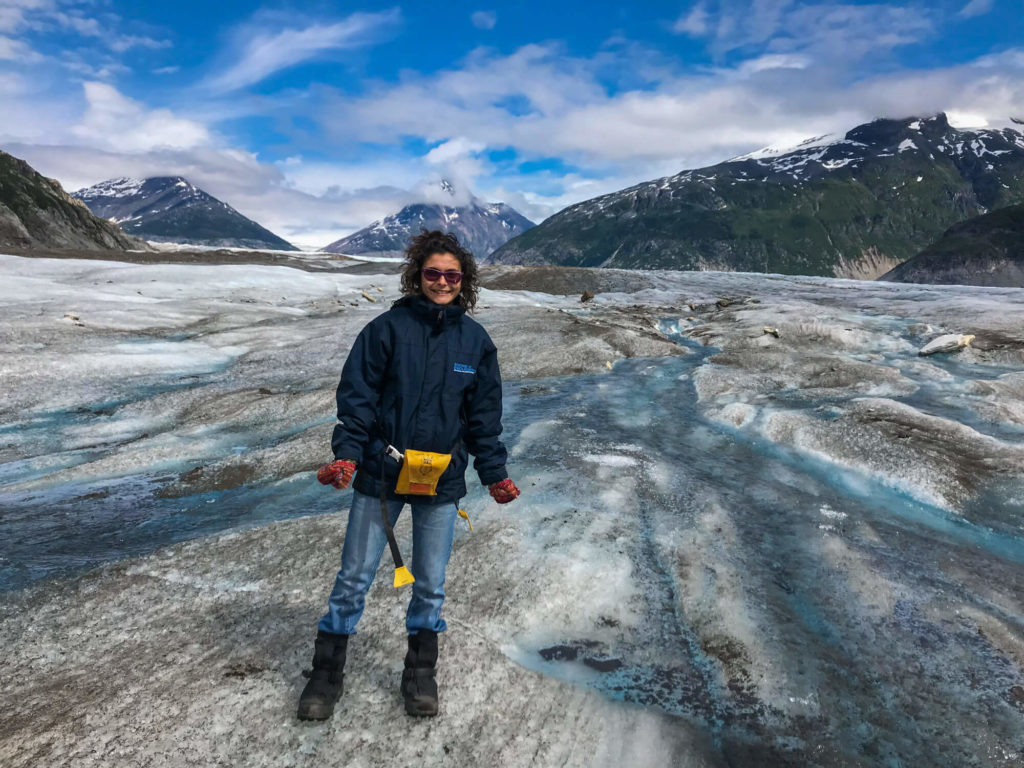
0, 150, 141, 251
490, 115, 1024, 279
882, 203, 1024, 286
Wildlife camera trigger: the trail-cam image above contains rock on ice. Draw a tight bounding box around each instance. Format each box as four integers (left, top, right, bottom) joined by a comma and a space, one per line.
918, 333, 975, 356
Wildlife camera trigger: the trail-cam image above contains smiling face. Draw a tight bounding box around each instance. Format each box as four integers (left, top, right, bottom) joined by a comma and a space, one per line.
420, 251, 463, 306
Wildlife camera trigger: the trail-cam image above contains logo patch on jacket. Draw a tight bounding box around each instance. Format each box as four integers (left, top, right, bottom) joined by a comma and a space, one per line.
453, 363, 476, 374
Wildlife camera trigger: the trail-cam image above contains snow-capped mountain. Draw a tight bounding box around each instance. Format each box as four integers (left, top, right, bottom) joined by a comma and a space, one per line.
73, 177, 297, 251
323, 181, 534, 258
490, 114, 1024, 279
0, 150, 143, 251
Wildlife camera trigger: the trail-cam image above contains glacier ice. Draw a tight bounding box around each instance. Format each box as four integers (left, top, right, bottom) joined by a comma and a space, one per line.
1, 254, 1023, 767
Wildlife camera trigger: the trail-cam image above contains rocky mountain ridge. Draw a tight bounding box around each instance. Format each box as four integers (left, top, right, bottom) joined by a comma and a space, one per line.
324, 182, 534, 258
489, 114, 1024, 279
0, 150, 143, 251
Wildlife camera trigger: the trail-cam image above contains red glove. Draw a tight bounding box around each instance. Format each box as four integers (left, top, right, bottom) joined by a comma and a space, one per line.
317, 459, 356, 489
488, 478, 520, 504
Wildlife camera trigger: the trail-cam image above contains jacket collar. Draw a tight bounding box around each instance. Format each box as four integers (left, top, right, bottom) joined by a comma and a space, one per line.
398, 293, 466, 330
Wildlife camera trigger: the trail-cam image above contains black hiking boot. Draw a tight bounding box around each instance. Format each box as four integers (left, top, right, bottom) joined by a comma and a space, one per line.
297, 629, 349, 721
401, 630, 439, 717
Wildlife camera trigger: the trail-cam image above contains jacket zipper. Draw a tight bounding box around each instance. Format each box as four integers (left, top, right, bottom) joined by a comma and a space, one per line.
406, 317, 432, 448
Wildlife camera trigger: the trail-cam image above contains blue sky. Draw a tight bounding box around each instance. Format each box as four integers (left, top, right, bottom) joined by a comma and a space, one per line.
2, 0, 1023, 247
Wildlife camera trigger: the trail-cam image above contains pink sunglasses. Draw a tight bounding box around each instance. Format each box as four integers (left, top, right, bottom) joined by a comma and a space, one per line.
422, 267, 463, 284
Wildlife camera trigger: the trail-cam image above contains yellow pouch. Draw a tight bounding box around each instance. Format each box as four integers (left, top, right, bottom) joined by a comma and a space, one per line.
395, 450, 452, 495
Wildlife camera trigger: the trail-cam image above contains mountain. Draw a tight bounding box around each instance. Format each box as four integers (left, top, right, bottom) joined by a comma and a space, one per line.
880, 203, 1024, 287
73, 177, 297, 251
489, 114, 1024, 279
324, 182, 534, 258
0, 150, 143, 251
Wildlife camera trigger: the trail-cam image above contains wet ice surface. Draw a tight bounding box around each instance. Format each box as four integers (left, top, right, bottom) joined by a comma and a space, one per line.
506, 352, 1023, 766
2, 255, 1023, 767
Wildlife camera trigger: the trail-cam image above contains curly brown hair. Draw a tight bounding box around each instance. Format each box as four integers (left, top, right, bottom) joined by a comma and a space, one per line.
397, 229, 479, 312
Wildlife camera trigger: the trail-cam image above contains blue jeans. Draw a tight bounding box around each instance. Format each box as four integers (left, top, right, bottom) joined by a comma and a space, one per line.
318, 489, 459, 636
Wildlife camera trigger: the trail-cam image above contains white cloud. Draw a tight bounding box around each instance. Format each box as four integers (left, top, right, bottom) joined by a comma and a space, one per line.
51, 10, 101, 37
61, 55, 131, 80
71, 82, 210, 152
774, 3, 934, 60
471, 10, 497, 30
419, 141, 485, 206
673, 4, 710, 36
0, 33, 41, 60
424, 137, 486, 165
0, 70, 28, 95
205, 8, 401, 92
679, 1, 933, 62
729, 52, 810, 75
109, 34, 173, 53
945, 110, 989, 127
974, 48, 1024, 69
0, 79, 82, 144
958, 0, 994, 18
322, 42, 830, 165
0, 0, 55, 34
841, 58, 1024, 129
277, 157, 422, 198
705, 0, 794, 51
0, 0, 173, 80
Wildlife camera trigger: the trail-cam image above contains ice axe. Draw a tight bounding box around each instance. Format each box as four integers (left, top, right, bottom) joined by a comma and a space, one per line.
384, 519, 415, 589
378, 450, 413, 589
379, 447, 415, 588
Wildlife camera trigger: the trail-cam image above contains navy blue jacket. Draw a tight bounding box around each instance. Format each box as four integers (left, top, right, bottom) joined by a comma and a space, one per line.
331, 293, 508, 504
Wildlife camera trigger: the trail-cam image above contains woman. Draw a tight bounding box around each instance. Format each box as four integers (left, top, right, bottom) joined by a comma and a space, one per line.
298, 229, 521, 721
